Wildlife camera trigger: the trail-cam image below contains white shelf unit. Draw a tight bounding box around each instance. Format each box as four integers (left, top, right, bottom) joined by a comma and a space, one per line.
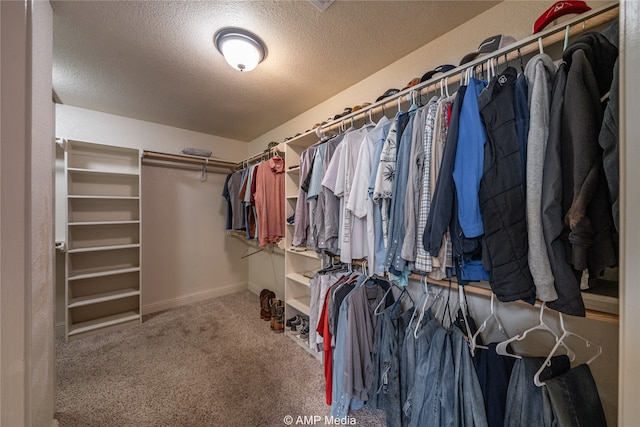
284, 131, 323, 360
62, 139, 142, 341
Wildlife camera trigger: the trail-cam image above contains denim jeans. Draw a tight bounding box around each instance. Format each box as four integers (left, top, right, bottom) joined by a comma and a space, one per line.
400, 309, 433, 426
473, 343, 515, 427
408, 327, 456, 427
503, 355, 570, 427
375, 306, 413, 427
405, 316, 439, 424
545, 363, 607, 427
451, 327, 488, 427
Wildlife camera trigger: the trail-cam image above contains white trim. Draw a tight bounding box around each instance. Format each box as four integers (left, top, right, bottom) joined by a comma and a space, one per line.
619, 0, 640, 423
247, 282, 265, 297
141, 282, 248, 315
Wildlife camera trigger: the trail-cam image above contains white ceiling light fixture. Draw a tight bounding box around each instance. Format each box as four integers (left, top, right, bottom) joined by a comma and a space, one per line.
214, 28, 267, 72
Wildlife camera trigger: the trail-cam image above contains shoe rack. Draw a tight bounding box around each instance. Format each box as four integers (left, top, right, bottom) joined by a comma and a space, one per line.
283, 131, 323, 361
59, 138, 142, 341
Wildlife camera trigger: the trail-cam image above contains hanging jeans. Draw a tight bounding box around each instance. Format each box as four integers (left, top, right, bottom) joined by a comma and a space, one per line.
451, 327, 488, 427
375, 306, 413, 427
408, 327, 456, 427
545, 363, 607, 427
503, 355, 570, 427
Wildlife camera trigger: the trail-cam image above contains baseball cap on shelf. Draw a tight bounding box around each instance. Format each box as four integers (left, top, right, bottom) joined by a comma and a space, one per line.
420, 64, 457, 83
533, 1, 591, 34
402, 77, 421, 90
352, 102, 372, 112
375, 88, 400, 102
459, 35, 517, 66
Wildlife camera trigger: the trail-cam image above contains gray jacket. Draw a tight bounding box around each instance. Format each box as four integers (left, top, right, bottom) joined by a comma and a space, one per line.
524, 54, 558, 302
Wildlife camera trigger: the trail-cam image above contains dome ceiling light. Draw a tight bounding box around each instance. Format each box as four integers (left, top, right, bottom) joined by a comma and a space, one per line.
214, 28, 267, 72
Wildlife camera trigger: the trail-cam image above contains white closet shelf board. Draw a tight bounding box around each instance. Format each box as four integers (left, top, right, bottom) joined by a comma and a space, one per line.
286, 272, 311, 287
286, 248, 320, 259
286, 195, 298, 200
68, 288, 140, 308
287, 167, 300, 174
68, 311, 140, 337
284, 130, 318, 148
67, 195, 139, 200
67, 168, 139, 177
285, 330, 322, 361
286, 296, 312, 316
67, 243, 140, 254
69, 220, 140, 226
67, 266, 140, 281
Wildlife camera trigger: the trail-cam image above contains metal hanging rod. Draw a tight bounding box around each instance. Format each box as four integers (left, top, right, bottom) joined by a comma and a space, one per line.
142, 150, 236, 170
315, 2, 618, 137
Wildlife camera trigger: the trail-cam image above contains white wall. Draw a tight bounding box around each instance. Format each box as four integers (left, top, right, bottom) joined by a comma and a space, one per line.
1, 1, 56, 425
55, 105, 250, 322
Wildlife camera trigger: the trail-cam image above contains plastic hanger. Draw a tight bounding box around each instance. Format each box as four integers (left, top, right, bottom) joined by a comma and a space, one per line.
414, 283, 444, 338
533, 313, 602, 387
538, 36, 544, 55
563, 25, 571, 51
495, 302, 575, 360
469, 292, 507, 356
407, 276, 425, 330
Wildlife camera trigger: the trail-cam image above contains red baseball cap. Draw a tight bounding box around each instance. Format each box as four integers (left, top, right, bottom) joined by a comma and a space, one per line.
533, 1, 591, 34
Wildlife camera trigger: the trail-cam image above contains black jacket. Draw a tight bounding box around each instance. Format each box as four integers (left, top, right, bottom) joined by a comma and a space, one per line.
478, 67, 536, 302
542, 63, 586, 317
561, 32, 618, 283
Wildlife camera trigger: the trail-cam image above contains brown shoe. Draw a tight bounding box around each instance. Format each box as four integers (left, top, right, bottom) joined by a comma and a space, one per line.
270, 299, 285, 333
261, 290, 275, 320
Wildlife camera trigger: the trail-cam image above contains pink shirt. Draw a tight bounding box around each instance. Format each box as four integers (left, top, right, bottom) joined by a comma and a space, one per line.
254, 157, 285, 246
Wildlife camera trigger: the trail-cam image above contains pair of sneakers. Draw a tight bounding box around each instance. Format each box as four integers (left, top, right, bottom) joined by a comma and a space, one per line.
285, 315, 310, 340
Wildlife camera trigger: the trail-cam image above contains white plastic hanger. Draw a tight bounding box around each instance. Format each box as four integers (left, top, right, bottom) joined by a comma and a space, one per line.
414, 283, 443, 338
533, 313, 602, 387
469, 292, 507, 356
495, 302, 575, 360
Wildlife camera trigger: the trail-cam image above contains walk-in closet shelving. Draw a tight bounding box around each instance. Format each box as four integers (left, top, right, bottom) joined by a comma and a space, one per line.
284, 130, 323, 360
60, 138, 143, 341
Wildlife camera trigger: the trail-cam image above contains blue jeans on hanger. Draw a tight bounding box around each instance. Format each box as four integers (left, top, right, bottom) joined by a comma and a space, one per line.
544, 363, 607, 427
451, 327, 488, 427
375, 305, 413, 427
408, 327, 456, 427
503, 355, 570, 427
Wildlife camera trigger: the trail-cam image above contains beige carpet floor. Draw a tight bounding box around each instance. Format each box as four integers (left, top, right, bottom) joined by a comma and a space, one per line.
55, 290, 386, 426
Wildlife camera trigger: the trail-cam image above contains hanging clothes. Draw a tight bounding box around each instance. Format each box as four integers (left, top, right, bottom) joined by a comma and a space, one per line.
477, 67, 536, 302
524, 53, 558, 302
254, 157, 285, 246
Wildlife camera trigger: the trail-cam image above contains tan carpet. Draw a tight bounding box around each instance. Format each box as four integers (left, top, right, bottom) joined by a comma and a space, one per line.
55, 290, 386, 426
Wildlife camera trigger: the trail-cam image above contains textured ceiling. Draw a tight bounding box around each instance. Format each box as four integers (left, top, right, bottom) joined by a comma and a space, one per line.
52, 1, 499, 143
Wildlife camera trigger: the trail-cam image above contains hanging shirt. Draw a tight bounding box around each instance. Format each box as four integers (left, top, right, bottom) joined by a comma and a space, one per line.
385, 110, 413, 276
254, 157, 285, 246
292, 145, 318, 247
226, 170, 245, 230
453, 77, 488, 239
373, 112, 409, 248
319, 135, 346, 255
346, 117, 391, 274
335, 127, 372, 263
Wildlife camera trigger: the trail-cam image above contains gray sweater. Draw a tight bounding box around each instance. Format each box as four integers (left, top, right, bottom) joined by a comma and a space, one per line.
524, 54, 558, 302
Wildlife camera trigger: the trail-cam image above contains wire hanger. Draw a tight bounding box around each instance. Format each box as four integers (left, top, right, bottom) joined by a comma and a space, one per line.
533, 313, 602, 387
495, 302, 576, 360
